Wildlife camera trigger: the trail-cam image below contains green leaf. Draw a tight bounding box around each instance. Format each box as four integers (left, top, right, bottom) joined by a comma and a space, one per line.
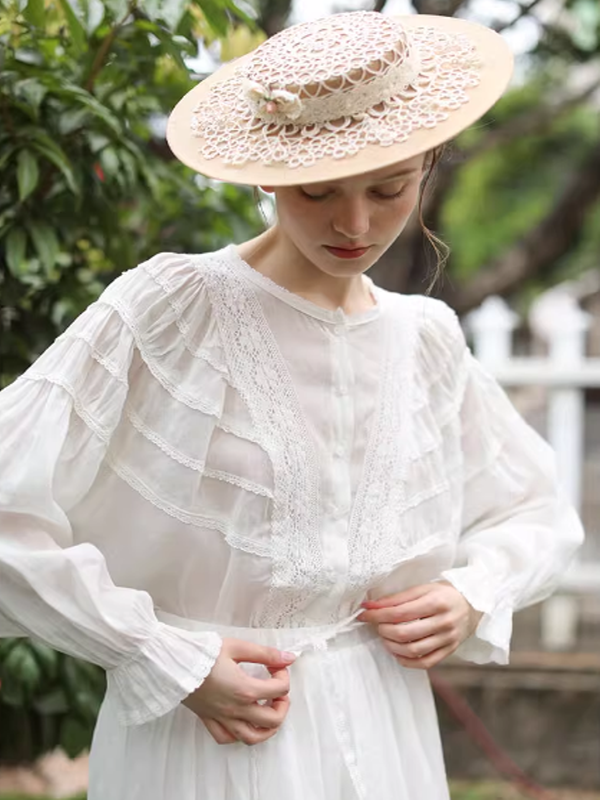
14, 47, 44, 65
0, 144, 18, 172
86, 0, 106, 33
104, 0, 129, 19
33, 687, 70, 715
29, 135, 80, 196
0, 638, 18, 660
23, 0, 45, 27
28, 640, 59, 681
56, 0, 87, 53
57, 107, 89, 135
60, 716, 90, 759
53, 85, 123, 136
197, 0, 233, 37
28, 220, 60, 273
15, 78, 48, 115
6, 228, 28, 275
17, 149, 40, 201
142, 0, 188, 30
4, 642, 42, 695
99, 146, 120, 178
0, 672, 26, 706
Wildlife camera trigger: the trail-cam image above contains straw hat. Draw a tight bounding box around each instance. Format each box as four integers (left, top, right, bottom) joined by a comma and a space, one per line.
166, 11, 513, 186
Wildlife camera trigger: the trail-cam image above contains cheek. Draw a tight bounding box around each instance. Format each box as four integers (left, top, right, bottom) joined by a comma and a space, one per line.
384, 191, 420, 231
279, 201, 326, 239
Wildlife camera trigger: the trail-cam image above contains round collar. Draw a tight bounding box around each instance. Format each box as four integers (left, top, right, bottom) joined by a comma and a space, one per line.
226, 244, 381, 327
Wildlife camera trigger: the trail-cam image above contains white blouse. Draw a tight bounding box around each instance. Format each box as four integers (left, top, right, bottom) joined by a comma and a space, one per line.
0, 245, 584, 800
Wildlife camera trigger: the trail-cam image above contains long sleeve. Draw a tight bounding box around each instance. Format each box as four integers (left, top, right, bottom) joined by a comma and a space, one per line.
0, 295, 222, 726
430, 304, 585, 665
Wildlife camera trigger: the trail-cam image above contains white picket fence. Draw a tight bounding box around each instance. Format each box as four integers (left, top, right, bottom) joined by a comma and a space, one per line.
465, 288, 600, 650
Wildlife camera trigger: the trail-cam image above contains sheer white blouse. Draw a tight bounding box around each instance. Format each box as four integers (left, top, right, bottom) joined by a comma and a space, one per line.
0, 245, 584, 799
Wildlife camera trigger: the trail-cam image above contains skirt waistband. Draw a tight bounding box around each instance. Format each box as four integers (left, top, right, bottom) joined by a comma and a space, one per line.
155, 608, 378, 656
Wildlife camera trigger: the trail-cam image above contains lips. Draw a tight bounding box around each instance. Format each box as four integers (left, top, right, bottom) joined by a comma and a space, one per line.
324, 245, 371, 259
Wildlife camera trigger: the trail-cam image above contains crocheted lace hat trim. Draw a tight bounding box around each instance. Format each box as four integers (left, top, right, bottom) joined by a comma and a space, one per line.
190, 12, 481, 169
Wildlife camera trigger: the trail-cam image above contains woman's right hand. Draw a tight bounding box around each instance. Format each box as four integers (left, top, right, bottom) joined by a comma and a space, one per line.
181, 637, 297, 746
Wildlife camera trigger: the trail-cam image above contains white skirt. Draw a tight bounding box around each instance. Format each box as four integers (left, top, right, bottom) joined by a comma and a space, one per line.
88, 612, 450, 800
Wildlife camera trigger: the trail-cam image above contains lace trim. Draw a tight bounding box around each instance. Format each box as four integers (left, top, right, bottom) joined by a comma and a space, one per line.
126, 406, 273, 499
141, 258, 228, 376
348, 293, 434, 584
56, 331, 129, 385
192, 14, 481, 168
202, 254, 322, 626
224, 246, 381, 326
242, 43, 422, 127
105, 453, 273, 558
99, 298, 222, 418
22, 373, 112, 443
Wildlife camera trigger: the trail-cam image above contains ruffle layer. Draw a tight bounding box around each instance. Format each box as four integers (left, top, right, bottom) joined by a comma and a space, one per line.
55, 254, 278, 556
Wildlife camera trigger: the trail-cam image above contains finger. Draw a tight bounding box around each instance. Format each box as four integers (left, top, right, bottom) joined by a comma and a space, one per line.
241, 670, 290, 703
225, 639, 297, 669
226, 719, 281, 747
394, 644, 456, 671
359, 594, 444, 625
362, 584, 434, 610
202, 717, 238, 745
383, 634, 452, 661
377, 616, 449, 644
243, 695, 290, 729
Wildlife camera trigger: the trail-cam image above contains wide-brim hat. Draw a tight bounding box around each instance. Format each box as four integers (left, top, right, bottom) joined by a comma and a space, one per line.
166, 12, 513, 187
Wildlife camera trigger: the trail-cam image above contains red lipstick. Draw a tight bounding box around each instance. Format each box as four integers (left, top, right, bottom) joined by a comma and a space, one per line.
324, 245, 370, 259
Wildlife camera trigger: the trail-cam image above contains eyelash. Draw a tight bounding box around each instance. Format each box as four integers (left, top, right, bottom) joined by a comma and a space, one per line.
301, 188, 407, 201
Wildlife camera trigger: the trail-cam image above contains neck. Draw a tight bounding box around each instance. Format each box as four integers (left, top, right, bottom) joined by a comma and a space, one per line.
236, 227, 376, 315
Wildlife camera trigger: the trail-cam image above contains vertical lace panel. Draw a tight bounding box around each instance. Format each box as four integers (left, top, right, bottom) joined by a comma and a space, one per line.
202, 257, 324, 627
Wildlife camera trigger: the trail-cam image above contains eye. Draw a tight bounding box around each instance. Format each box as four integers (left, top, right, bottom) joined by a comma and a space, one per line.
299, 188, 331, 201
373, 186, 407, 200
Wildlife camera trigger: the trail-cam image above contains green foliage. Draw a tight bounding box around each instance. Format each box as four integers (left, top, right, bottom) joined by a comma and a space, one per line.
0, 637, 105, 762
0, 0, 261, 387
0, 0, 260, 765
442, 79, 600, 293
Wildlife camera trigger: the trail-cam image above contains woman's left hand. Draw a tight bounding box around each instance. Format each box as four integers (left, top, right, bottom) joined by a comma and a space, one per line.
357, 582, 484, 670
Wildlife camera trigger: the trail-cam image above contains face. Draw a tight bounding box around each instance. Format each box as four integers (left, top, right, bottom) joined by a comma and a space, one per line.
263, 153, 426, 278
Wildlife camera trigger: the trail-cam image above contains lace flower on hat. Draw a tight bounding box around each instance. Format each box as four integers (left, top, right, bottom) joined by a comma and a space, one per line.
243, 79, 303, 121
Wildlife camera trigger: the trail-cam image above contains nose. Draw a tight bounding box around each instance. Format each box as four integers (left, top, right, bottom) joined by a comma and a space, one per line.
332, 194, 370, 240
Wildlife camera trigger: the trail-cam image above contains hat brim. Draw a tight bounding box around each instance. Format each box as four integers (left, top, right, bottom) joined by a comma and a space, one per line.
166, 14, 513, 187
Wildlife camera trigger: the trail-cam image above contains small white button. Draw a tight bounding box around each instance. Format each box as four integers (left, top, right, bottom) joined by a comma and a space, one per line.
334, 444, 345, 458
333, 324, 344, 335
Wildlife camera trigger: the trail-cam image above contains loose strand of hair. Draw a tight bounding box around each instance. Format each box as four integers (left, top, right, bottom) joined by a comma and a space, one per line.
418, 146, 450, 294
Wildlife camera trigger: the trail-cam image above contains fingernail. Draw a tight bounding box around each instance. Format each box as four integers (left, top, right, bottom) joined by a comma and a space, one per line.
281, 651, 297, 663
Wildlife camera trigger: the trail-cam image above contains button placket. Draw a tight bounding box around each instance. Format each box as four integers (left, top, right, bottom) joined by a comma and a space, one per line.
322, 322, 355, 584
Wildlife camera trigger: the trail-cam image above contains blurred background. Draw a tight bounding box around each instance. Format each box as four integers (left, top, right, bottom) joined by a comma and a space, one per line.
0, 0, 599, 797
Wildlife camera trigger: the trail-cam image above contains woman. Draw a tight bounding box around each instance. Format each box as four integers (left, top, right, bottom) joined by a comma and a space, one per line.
0, 10, 584, 800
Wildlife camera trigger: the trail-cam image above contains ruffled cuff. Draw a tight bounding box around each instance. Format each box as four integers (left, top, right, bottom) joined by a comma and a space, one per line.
439, 565, 513, 665
107, 622, 222, 726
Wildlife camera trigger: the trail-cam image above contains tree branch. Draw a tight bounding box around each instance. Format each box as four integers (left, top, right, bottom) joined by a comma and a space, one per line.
411, 0, 467, 17
437, 143, 600, 314
462, 78, 600, 161
84, 1, 137, 93
257, 0, 293, 38
492, 0, 545, 34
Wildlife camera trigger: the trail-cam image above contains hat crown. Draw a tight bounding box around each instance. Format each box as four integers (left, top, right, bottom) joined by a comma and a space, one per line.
243, 12, 410, 99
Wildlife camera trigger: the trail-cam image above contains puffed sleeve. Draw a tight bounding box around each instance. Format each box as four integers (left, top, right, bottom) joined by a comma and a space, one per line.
428, 301, 585, 665
0, 281, 222, 726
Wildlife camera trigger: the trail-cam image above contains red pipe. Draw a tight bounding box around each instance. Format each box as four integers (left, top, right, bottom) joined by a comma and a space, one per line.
430, 672, 557, 800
